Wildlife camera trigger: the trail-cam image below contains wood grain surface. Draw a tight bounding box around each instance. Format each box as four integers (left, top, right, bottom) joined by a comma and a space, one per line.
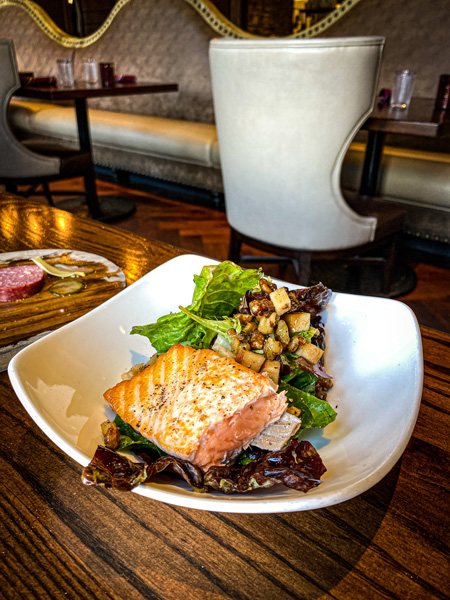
0, 195, 449, 600
364, 97, 450, 137
0, 250, 126, 348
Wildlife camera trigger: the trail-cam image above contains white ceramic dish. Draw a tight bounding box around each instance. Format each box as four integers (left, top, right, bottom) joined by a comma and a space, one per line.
8, 254, 423, 513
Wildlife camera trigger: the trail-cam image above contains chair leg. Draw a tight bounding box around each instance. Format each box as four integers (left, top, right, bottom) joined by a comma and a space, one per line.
42, 182, 55, 206
292, 251, 312, 286
229, 229, 242, 263
5, 183, 18, 194
22, 184, 40, 198
345, 263, 362, 294
382, 237, 398, 297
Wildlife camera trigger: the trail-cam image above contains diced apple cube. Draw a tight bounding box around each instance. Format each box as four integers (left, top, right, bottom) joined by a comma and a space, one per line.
269, 287, 291, 316
261, 360, 280, 385
235, 349, 266, 372
283, 312, 310, 333
295, 342, 324, 364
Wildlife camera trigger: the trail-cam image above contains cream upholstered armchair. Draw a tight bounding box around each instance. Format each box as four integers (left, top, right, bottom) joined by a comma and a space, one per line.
0, 40, 97, 212
209, 37, 405, 294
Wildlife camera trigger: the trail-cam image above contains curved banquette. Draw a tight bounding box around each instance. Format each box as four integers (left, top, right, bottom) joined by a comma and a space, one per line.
0, 0, 449, 244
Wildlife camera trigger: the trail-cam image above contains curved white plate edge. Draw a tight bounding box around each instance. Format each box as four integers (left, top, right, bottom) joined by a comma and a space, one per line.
7, 253, 425, 513
8, 365, 92, 468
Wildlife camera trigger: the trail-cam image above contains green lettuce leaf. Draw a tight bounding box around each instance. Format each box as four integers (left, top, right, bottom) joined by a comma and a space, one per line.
178, 306, 242, 341
130, 312, 205, 354
131, 261, 262, 353
279, 381, 337, 432
194, 261, 263, 319
114, 415, 165, 455
281, 366, 317, 393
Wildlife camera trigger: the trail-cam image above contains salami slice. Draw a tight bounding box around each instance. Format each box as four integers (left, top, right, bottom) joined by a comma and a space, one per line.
0, 265, 45, 302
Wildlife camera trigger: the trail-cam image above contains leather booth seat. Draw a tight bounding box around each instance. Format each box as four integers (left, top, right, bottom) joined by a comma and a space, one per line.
9, 99, 450, 244
342, 143, 450, 243
9, 99, 221, 181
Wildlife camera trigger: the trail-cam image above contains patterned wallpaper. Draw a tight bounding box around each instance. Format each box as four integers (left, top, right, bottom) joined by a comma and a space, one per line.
1, 0, 447, 122
321, 0, 450, 99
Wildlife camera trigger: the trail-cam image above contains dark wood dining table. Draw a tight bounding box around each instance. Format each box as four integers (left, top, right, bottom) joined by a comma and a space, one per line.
0, 193, 449, 600
360, 97, 450, 196
16, 80, 178, 221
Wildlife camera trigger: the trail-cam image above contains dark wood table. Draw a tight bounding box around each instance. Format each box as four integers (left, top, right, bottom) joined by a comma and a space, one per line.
0, 194, 449, 600
16, 81, 178, 221
360, 97, 450, 196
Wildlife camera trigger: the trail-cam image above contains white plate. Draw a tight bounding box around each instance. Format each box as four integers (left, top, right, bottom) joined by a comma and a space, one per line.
8, 254, 423, 513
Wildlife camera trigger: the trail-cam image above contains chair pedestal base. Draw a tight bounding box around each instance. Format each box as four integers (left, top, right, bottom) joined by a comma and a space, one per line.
56, 195, 136, 222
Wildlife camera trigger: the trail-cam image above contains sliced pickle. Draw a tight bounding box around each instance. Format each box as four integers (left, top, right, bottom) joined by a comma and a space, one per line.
49, 279, 84, 296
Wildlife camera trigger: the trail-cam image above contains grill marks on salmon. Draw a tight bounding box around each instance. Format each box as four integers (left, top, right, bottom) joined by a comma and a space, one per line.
104, 344, 287, 469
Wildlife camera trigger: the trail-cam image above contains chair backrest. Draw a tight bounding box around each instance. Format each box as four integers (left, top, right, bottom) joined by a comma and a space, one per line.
0, 39, 60, 178
210, 37, 385, 252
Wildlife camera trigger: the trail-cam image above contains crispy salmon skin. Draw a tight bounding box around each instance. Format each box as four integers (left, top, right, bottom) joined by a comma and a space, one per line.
103, 344, 287, 469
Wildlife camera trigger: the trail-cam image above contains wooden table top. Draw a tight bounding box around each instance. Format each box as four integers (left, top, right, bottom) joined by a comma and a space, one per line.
363, 97, 450, 137
0, 195, 448, 600
17, 80, 178, 101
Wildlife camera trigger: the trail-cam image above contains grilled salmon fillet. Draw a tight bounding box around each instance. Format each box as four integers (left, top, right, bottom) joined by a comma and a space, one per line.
104, 344, 287, 469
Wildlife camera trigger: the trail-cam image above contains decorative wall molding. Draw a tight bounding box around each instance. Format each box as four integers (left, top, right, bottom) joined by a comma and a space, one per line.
0, 0, 362, 46
0, 0, 131, 47
186, 0, 363, 39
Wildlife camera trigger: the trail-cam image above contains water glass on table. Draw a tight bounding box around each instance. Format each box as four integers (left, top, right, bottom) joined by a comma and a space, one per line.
391, 69, 416, 109
83, 59, 98, 84
57, 58, 74, 88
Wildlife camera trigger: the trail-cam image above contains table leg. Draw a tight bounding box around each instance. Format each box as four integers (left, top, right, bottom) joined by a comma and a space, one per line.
57, 98, 136, 222
359, 130, 385, 197
75, 97, 92, 154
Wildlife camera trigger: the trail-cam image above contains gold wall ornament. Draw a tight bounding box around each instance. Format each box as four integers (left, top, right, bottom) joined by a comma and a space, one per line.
0, 0, 363, 46
0, 0, 133, 48
185, 0, 364, 38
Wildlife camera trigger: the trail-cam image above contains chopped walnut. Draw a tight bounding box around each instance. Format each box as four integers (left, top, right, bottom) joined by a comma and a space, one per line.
287, 336, 302, 352
263, 337, 283, 360
249, 330, 265, 350
249, 298, 275, 317
101, 421, 121, 450
237, 313, 254, 324
243, 321, 258, 335
259, 278, 277, 294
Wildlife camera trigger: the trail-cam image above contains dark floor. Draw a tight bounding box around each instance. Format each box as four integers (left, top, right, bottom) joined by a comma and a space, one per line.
6, 177, 450, 335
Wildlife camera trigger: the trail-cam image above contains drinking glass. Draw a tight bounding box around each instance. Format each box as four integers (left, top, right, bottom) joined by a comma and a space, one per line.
391, 70, 416, 109
83, 58, 98, 84
57, 58, 74, 87
100, 62, 115, 87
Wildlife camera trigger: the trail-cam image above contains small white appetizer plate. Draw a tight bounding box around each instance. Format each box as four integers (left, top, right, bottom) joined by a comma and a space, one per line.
8, 254, 423, 513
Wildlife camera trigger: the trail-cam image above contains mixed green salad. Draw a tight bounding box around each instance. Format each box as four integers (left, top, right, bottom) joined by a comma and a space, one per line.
82, 261, 337, 494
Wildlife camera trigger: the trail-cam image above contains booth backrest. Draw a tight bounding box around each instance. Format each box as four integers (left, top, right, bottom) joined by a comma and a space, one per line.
1, 0, 448, 118
74, 0, 217, 122
0, 0, 218, 123
322, 0, 450, 100
0, 4, 73, 75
